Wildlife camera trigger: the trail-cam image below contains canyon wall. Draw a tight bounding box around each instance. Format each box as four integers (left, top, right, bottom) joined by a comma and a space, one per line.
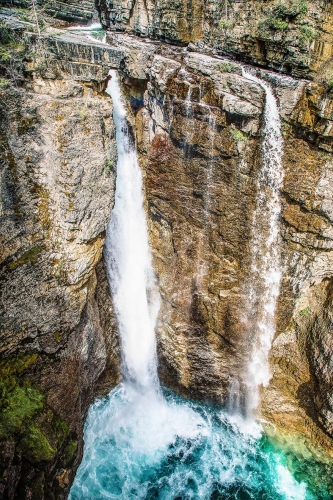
1, 0, 97, 24
0, 53, 120, 496
98, 0, 333, 80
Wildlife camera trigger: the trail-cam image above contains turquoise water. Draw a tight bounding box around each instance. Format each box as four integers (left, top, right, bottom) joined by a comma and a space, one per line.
69, 385, 325, 500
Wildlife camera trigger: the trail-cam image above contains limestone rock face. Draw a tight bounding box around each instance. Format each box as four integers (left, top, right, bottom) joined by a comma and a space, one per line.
112, 36, 333, 458
98, 0, 333, 80
0, 76, 120, 497
1, 0, 98, 24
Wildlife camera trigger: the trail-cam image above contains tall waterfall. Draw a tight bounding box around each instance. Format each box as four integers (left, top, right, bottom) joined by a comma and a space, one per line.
242, 69, 284, 414
104, 70, 160, 390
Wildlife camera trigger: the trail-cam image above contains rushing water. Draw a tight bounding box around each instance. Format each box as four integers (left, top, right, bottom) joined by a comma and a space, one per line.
70, 386, 315, 500
241, 68, 284, 415
69, 70, 325, 500
103, 70, 160, 390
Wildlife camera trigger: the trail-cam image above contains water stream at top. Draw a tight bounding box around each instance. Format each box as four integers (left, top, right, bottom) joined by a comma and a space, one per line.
69, 70, 321, 500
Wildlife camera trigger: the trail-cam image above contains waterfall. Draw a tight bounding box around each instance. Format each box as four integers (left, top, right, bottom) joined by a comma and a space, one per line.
104, 70, 160, 390
241, 68, 284, 415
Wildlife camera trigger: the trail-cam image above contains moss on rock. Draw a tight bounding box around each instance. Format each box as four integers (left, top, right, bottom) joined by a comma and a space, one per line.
18, 423, 56, 463
8, 245, 45, 270
62, 441, 78, 465
0, 354, 72, 466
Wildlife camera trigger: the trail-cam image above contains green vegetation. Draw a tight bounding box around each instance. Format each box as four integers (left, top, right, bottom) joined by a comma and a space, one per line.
231, 129, 248, 142
18, 11, 32, 23
0, 23, 27, 85
273, 0, 308, 18
78, 107, 88, 121
0, 354, 72, 465
62, 440, 78, 464
299, 306, 311, 317
215, 62, 237, 73
299, 25, 316, 45
18, 421, 56, 462
0, 77, 10, 88
90, 30, 106, 41
0, 3, 56, 86
259, 1, 308, 34
259, 14, 288, 32
281, 121, 290, 137
269, 17, 289, 30
218, 19, 235, 30
326, 78, 333, 91
54, 331, 62, 342
105, 157, 114, 175
0, 25, 25, 59
9, 245, 44, 270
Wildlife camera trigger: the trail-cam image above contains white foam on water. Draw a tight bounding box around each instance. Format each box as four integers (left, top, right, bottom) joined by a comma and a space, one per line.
84, 385, 208, 459
274, 460, 308, 500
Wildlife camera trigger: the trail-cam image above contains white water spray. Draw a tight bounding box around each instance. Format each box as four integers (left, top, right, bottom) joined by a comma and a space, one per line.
68, 22, 103, 31
242, 68, 284, 414
104, 70, 160, 390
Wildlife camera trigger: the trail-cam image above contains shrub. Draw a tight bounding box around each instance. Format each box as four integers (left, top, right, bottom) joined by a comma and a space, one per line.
231, 129, 248, 142
299, 306, 311, 317
273, 0, 308, 18
299, 25, 316, 45
105, 157, 113, 175
18, 12, 32, 22
0, 47, 10, 62
271, 17, 289, 30
215, 62, 237, 73
0, 78, 10, 89
218, 19, 234, 30
259, 15, 289, 32
259, 1, 308, 34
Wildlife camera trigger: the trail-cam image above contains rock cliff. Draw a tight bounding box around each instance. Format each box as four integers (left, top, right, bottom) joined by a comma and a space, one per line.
113, 32, 333, 488
1, 0, 97, 24
0, 33, 120, 495
129, 43, 333, 445
98, 0, 333, 80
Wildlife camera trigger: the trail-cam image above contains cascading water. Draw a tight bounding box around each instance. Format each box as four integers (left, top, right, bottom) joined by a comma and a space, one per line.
69, 70, 322, 500
241, 68, 284, 415
103, 70, 159, 389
